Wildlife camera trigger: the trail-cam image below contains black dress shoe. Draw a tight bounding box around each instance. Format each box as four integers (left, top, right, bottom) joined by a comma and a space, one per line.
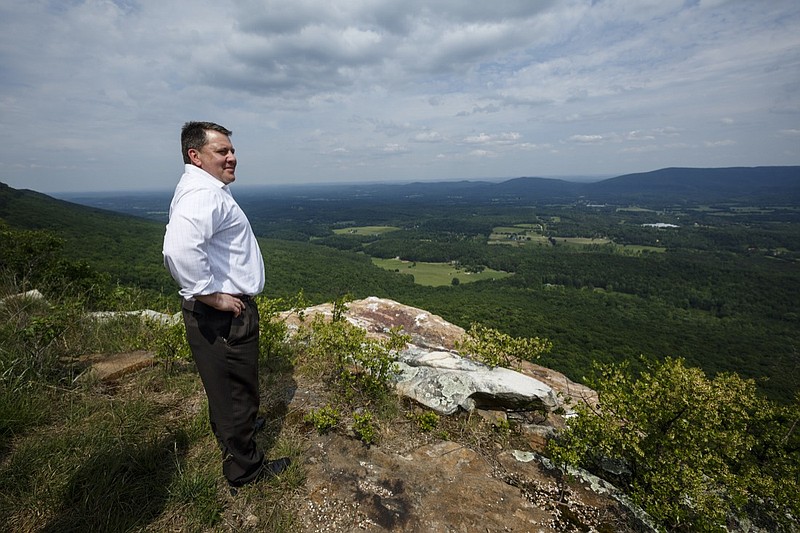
228, 457, 291, 496
261, 457, 291, 478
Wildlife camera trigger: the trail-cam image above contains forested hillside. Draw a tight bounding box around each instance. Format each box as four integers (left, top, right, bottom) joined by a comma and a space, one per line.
4, 167, 800, 401
0, 183, 171, 291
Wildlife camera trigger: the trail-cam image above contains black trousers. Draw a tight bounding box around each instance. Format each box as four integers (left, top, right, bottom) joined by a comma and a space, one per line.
182, 297, 264, 486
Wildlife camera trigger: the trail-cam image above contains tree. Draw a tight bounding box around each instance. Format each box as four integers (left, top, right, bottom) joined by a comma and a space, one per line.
0, 227, 110, 307
547, 357, 799, 532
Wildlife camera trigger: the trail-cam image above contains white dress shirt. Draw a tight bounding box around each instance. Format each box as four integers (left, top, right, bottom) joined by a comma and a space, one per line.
163, 164, 265, 300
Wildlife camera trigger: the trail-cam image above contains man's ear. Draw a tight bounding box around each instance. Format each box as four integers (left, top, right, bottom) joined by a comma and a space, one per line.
187, 148, 202, 167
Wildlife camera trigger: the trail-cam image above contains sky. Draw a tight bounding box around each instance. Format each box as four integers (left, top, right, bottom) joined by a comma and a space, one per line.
1, 0, 798, 193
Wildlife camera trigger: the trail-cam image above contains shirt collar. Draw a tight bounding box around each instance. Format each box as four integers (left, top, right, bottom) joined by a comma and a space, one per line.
184, 164, 227, 190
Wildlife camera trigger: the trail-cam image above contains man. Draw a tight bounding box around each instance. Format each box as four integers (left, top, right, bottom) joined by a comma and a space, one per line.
163, 121, 289, 493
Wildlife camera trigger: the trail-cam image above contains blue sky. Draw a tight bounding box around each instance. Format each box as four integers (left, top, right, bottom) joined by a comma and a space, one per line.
1, 0, 798, 193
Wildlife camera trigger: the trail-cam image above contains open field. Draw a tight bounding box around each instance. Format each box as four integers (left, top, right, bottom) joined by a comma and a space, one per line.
489, 225, 616, 248
558, 237, 613, 246
616, 206, 658, 213
371, 257, 512, 286
615, 244, 667, 253
489, 224, 548, 246
489, 234, 551, 246
333, 225, 400, 236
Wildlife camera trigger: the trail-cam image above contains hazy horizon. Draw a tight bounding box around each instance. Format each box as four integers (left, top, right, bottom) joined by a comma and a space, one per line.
47, 173, 615, 197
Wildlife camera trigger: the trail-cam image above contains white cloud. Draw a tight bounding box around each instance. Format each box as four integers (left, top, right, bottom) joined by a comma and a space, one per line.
704, 140, 737, 148
382, 143, 409, 154
569, 134, 611, 144
0, 0, 798, 192
463, 132, 521, 145
413, 131, 444, 143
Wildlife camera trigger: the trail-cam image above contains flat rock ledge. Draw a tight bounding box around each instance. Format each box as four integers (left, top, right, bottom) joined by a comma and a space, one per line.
395, 348, 558, 415
74, 350, 155, 383
280, 296, 585, 415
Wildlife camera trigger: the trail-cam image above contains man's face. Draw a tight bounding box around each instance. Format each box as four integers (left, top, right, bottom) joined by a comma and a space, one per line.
188, 130, 237, 184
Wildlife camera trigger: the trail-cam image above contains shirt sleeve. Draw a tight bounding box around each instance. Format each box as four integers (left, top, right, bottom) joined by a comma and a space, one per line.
163, 189, 221, 299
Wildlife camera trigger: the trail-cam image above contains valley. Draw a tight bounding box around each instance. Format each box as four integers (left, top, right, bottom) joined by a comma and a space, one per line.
6, 167, 800, 402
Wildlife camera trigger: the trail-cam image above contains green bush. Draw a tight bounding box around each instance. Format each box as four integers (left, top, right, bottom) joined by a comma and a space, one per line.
300, 298, 409, 405
151, 321, 191, 370
547, 357, 800, 532
304, 405, 341, 434
256, 291, 308, 366
352, 411, 377, 445
457, 323, 552, 369
0, 227, 112, 308
407, 410, 439, 432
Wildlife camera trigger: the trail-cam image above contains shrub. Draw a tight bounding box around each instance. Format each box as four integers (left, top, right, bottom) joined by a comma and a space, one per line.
352, 411, 377, 445
407, 410, 439, 432
547, 357, 800, 532
0, 227, 111, 308
304, 405, 341, 434
151, 321, 191, 370
256, 291, 308, 366
457, 323, 552, 369
299, 297, 409, 405
15, 299, 83, 379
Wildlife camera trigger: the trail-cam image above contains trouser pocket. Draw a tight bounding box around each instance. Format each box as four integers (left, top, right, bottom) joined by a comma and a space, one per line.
182, 298, 232, 345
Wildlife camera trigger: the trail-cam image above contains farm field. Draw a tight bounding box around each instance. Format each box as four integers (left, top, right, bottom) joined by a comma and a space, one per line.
489, 224, 614, 248
371, 257, 512, 286
333, 225, 400, 236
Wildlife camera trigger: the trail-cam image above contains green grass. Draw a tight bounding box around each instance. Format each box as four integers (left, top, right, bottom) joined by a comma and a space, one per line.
489, 224, 548, 246
0, 363, 308, 532
0, 290, 306, 533
0, 287, 428, 532
616, 244, 667, 253
333, 225, 400, 236
371, 257, 512, 286
615, 206, 660, 212
0, 381, 207, 531
557, 237, 613, 246
489, 225, 615, 248
490, 231, 663, 253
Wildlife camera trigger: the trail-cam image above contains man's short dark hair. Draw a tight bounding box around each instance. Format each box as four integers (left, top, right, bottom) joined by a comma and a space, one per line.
181, 121, 233, 164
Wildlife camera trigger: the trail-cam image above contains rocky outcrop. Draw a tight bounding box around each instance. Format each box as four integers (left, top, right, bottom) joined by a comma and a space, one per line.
87, 309, 180, 326
280, 296, 588, 416
280, 296, 465, 351
394, 348, 558, 414
280, 297, 653, 532
0, 289, 45, 305
293, 433, 638, 532
74, 350, 155, 383
63, 294, 648, 531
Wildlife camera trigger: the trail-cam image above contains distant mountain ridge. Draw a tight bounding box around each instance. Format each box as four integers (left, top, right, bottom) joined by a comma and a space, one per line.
264, 166, 800, 205
416, 166, 800, 204
4, 166, 800, 219
582, 166, 800, 203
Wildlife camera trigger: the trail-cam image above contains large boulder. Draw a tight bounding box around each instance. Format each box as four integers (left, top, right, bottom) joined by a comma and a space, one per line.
280, 297, 579, 415
395, 347, 558, 414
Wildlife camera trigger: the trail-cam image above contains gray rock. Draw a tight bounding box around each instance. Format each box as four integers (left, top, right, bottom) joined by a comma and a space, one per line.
87, 309, 181, 326
394, 348, 559, 415
0, 289, 45, 306
281, 299, 562, 416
